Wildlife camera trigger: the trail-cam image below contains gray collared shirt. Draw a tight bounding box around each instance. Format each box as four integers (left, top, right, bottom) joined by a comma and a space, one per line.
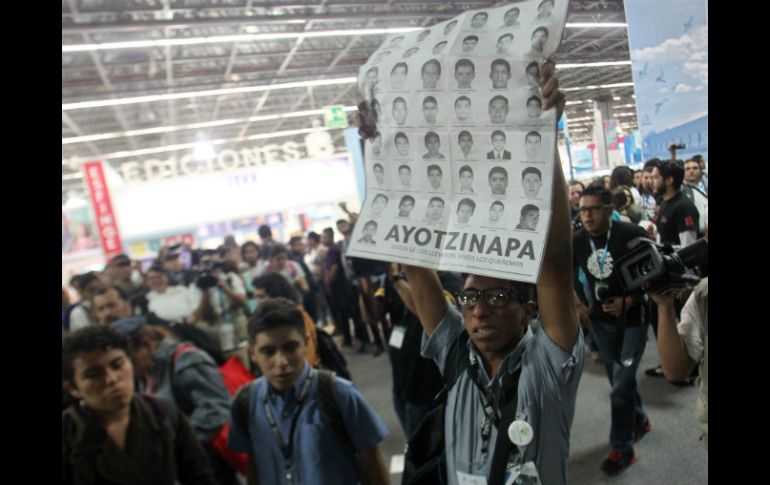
422, 305, 584, 485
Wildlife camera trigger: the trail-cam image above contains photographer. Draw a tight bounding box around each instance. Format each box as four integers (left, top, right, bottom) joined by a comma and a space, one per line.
192, 256, 249, 368
649, 279, 708, 450
572, 184, 651, 475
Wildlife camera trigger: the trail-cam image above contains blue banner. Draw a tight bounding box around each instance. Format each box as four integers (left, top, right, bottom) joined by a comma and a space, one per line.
625, 0, 708, 162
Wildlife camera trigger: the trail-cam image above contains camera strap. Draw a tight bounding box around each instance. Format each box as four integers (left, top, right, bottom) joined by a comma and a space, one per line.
613, 294, 648, 368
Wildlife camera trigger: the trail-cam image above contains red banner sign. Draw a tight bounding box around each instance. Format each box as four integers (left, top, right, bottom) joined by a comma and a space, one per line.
162, 233, 195, 247
83, 161, 124, 259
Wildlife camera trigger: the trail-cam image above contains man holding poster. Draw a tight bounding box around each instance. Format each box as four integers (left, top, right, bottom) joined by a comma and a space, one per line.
352, 4, 578, 481
355, 56, 582, 485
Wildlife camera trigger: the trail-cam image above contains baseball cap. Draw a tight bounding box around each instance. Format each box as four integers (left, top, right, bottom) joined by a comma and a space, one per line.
110, 316, 145, 335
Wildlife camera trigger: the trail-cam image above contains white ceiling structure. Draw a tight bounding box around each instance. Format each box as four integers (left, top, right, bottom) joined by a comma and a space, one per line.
62, 0, 637, 198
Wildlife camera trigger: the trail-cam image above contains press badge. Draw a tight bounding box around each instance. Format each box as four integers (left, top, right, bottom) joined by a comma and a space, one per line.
389, 326, 406, 349
503, 461, 542, 485
456, 471, 487, 485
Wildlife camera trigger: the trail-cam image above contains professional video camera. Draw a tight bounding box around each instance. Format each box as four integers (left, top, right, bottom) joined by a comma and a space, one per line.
614, 237, 708, 294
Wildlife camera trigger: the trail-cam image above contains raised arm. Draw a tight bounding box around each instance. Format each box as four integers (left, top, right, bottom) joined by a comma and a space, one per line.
354, 102, 450, 335
536, 61, 579, 352
649, 292, 698, 381
402, 266, 448, 336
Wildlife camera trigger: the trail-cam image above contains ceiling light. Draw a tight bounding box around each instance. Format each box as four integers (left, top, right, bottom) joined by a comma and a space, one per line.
192, 135, 216, 161
62, 77, 357, 111
556, 61, 631, 69
562, 82, 635, 92
62, 106, 357, 145
62, 127, 340, 165
565, 23, 628, 28
62, 28, 420, 53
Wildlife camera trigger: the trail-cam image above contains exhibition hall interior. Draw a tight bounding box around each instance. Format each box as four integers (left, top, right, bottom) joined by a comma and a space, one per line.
62, 1, 708, 484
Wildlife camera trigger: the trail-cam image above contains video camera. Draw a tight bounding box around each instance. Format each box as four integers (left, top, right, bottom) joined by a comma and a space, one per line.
614, 237, 707, 294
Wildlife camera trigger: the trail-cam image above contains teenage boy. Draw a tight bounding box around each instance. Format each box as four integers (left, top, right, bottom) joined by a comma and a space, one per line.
228, 298, 390, 485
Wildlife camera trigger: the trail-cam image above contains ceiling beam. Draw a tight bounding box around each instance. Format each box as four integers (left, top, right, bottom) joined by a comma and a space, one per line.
61, 10, 467, 34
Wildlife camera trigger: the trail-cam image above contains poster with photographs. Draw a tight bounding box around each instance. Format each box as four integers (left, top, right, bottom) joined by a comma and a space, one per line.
348, 0, 568, 283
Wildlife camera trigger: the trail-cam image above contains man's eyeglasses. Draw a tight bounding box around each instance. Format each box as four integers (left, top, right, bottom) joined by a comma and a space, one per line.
578, 205, 611, 215
456, 287, 519, 308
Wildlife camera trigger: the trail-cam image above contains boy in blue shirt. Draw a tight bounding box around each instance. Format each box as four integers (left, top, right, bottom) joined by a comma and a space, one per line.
228, 297, 389, 484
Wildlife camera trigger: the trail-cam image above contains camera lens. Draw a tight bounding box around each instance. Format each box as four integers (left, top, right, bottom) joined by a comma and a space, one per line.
638, 258, 655, 276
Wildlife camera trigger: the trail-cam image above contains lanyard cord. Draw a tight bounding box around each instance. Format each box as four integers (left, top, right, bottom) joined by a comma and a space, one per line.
588, 220, 612, 277
263, 369, 315, 472
465, 351, 522, 468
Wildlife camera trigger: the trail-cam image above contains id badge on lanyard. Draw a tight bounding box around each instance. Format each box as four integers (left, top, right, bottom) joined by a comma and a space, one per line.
456, 470, 488, 485
389, 326, 406, 349
503, 461, 542, 485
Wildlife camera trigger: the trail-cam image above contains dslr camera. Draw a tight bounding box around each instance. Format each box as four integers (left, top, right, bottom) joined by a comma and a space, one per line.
195, 261, 226, 290
614, 237, 707, 294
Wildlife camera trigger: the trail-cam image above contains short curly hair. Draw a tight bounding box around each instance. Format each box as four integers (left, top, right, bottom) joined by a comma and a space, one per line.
62, 326, 130, 383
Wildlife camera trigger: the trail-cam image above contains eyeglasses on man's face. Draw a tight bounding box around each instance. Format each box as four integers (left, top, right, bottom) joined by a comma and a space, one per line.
457, 287, 519, 309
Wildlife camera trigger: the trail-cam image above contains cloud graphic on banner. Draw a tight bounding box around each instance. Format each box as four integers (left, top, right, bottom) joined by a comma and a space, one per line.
674, 83, 692, 93
632, 26, 708, 62
683, 62, 708, 86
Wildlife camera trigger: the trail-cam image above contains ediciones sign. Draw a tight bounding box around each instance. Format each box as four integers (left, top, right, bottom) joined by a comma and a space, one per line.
119, 137, 333, 183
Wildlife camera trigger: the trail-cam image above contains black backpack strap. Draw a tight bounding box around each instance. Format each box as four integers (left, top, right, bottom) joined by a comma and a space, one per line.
440, 329, 471, 390
402, 330, 470, 485
232, 380, 256, 447
487, 367, 523, 485
316, 370, 367, 483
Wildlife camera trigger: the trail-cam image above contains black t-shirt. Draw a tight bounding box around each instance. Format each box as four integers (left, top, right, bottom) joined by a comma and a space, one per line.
570, 207, 583, 231
656, 192, 699, 245
382, 279, 443, 405
324, 244, 348, 290
573, 221, 647, 324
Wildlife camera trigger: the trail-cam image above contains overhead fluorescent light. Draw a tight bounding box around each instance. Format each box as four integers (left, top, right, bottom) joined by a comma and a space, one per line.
62, 106, 357, 145
556, 61, 632, 69
562, 82, 635, 92
62, 126, 340, 165
62, 27, 420, 53
61, 24, 623, 53
62, 77, 357, 111
566, 23, 628, 28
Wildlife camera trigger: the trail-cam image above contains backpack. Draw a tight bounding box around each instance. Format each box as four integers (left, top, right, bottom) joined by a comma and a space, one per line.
61, 303, 80, 332
169, 321, 227, 365
232, 370, 366, 483
315, 329, 352, 380
402, 331, 523, 485
172, 345, 254, 475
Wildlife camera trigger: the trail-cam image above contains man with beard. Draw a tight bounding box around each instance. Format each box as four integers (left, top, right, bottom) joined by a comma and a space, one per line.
651, 160, 699, 246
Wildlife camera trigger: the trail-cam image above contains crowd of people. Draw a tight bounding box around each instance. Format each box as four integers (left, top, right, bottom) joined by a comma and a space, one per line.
62, 59, 708, 485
